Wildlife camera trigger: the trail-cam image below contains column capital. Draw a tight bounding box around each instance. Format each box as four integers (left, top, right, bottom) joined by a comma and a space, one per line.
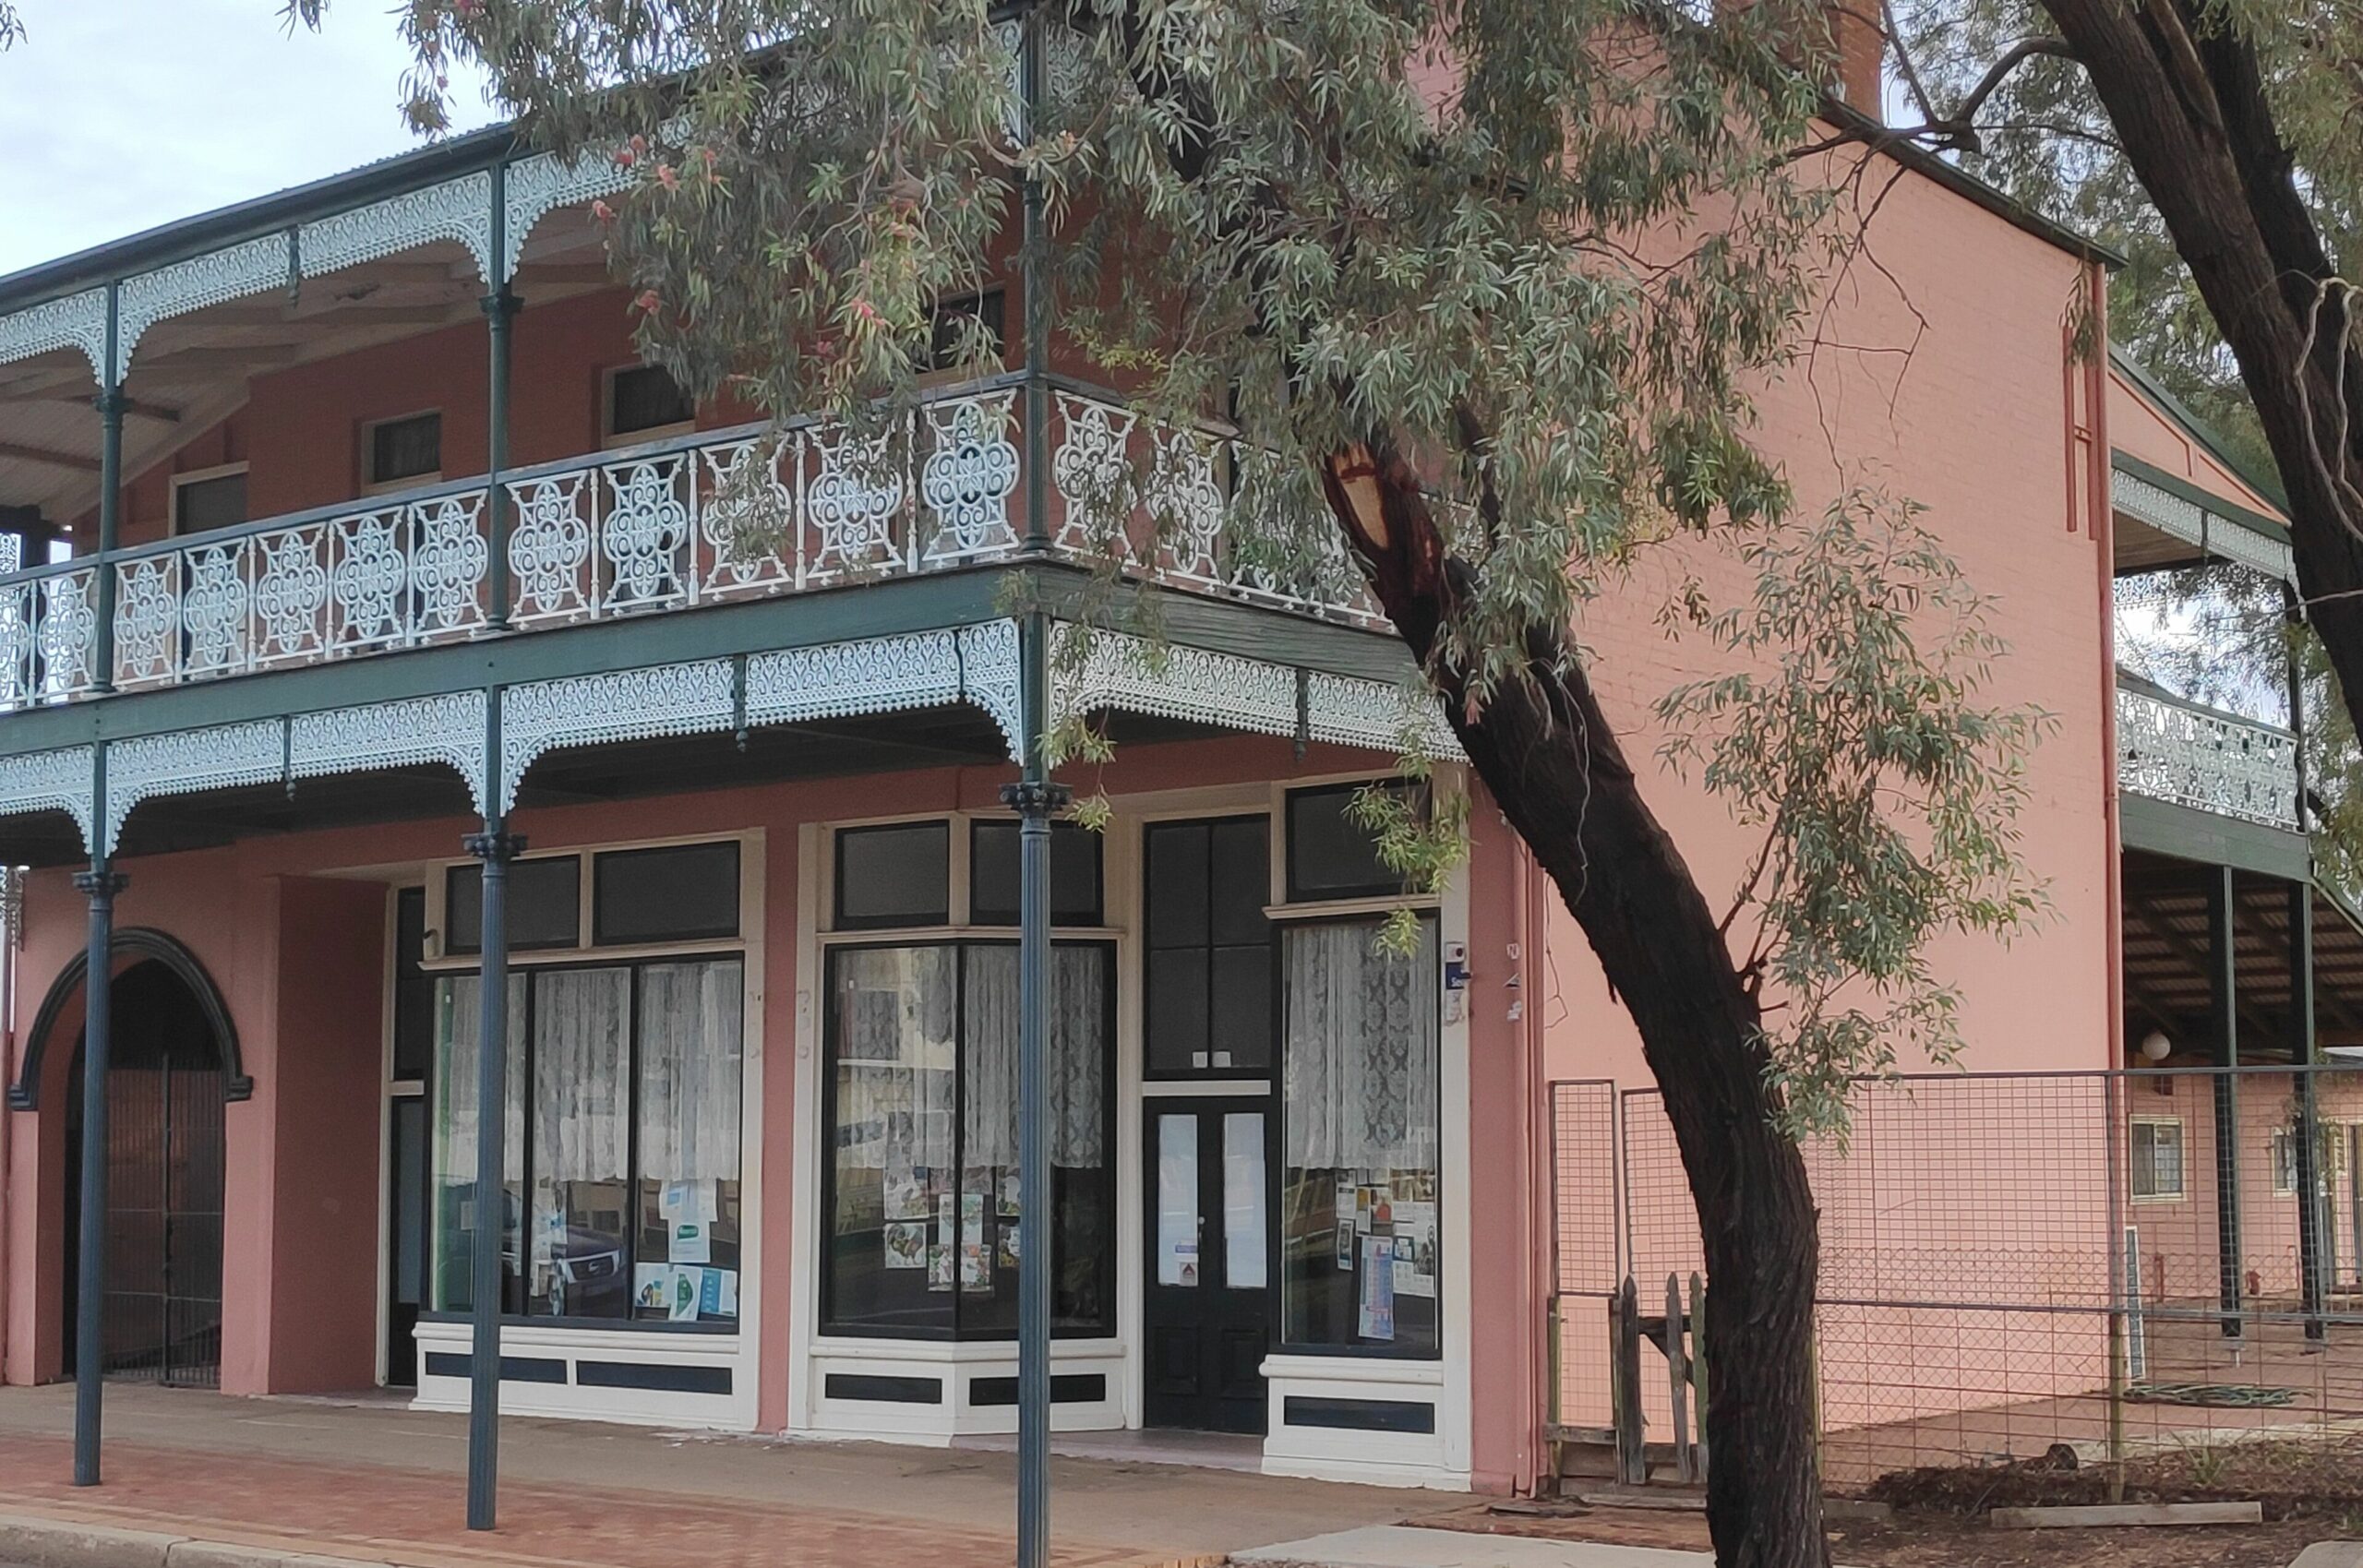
90, 389, 128, 418
997, 780, 1072, 819
72, 868, 127, 899
462, 829, 528, 862
479, 289, 523, 322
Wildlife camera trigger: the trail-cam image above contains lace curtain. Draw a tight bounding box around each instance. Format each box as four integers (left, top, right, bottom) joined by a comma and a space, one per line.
637, 960, 745, 1183
1281, 918, 1439, 1170
834, 946, 957, 1173
432, 973, 527, 1187
962, 944, 1108, 1168
532, 968, 632, 1184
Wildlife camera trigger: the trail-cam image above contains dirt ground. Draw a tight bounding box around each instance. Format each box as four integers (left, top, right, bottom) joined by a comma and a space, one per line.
1418, 1501, 2346, 1567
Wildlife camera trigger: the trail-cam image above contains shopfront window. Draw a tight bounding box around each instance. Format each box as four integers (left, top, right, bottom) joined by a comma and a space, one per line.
428, 956, 746, 1325
822, 940, 1114, 1336
1277, 915, 1440, 1356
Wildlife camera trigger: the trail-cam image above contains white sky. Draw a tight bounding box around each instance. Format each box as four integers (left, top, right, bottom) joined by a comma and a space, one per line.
0, 0, 497, 280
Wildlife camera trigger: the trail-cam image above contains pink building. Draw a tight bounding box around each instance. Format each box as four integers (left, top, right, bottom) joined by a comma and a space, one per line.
0, 83, 2344, 1508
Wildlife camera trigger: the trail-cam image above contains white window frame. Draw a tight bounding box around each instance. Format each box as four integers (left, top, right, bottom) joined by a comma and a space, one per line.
168, 461, 250, 538
2130, 1115, 2188, 1203
361, 408, 445, 494
602, 363, 697, 449
2272, 1126, 2301, 1195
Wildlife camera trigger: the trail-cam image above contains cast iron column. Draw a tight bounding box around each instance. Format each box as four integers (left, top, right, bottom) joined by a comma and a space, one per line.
2207, 865, 2243, 1336
72, 799, 125, 1486
1000, 622, 1064, 1568
484, 161, 519, 631
2291, 880, 2327, 1338
92, 282, 123, 692
463, 820, 522, 1530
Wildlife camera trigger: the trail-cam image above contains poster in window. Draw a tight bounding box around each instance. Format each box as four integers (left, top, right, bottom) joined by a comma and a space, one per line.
671, 1219, 712, 1265
998, 1221, 1020, 1270
1357, 1235, 1396, 1341
1396, 1200, 1437, 1299
927, 1243, 953, 1290
635, 1263, 670, 1311
1335, 1221, 1355, 1268
884, 1168, 928, 1221
883, 1220, 927, 1269
999, 1170, 1021, 1218
960, 1193, 990, 1291
668, 1266, 702, 1322
714, 1269, 739, 1317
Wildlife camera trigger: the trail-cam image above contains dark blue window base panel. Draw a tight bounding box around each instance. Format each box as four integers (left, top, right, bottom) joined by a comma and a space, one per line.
1281, 1394, 1436, 1434
422, 1351, 568, 1384
825, 1372, 946, 1404
966, 1373, 1107, 1406
577, 1360, 733, 1395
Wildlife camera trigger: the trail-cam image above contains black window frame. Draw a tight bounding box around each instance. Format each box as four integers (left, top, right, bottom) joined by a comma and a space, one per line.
1141, 814, 1276, 1081
832, 820, 954, 930
606, 363, 698, 440
817, 935, 1120, 1341
170, 467, 248, 536
366, 410, 444, 488
967, 818, 1106, 928
1273, 908, 1445, 1361
1284, 782, 1420, 904
593, 840, 744, 947
422, 949, 750, 1333
443, 854, 583, 956
928, 288, 1008, 373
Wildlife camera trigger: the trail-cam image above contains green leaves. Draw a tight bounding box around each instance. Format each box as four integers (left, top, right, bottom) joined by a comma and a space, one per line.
1656, 490, 2053, 1138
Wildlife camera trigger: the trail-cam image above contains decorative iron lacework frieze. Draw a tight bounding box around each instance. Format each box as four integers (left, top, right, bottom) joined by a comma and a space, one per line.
115, 235, 290, 379
742, 621, 1024, 758
501, 152, 631, 281
2112, 465, 2295, 585
104, 720, 286, 855
0, 288, 108, 379
289, 692, 489, 819
498, 659, 737, 812
0, 745, 96, 851
299, 171, 497, 285
2115, 684, 2298, 830
1050, 625, 1462, 760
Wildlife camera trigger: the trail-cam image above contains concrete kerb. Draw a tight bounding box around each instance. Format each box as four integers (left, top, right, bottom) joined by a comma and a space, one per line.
0, 1516, 423, 1568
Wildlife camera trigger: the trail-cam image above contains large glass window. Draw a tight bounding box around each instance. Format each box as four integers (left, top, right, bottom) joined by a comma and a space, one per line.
1278, 916, 1440, 1356
429, 957, 745, 1324
969, 820, 1103, 927
835, 822, 952, 928
822, 940, 1113, 1337
1286, 783, 1415, 902
445, 856, 582, 954
1145, 817, 1273, 1074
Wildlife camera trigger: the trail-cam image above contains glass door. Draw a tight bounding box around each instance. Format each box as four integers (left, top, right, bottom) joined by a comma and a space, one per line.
1143, 1098, 1271, 1432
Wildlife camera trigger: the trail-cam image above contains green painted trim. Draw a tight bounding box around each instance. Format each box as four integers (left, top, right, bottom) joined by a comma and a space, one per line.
2113, 450, 2293, 548
2110, 345, 2290, 513
0, 565, 1417, 760
2119, 790, 2313, 881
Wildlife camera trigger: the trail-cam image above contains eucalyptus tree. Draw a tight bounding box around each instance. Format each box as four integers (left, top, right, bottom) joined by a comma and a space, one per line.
274, 2, 2053, 1562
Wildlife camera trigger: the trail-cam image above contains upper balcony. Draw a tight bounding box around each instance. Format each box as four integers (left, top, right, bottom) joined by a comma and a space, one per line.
0, 375, 1377, 709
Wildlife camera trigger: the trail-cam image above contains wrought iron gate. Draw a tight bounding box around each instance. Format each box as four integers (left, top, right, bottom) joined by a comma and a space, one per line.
66, 961, 226, 1389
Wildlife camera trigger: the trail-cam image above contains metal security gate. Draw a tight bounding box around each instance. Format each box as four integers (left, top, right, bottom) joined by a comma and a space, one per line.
64, 960, 227, 1389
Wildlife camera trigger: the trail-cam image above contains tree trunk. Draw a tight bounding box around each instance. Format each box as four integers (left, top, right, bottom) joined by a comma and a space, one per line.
1320, 439, 1829, 1568
2036, 0, 2363, 712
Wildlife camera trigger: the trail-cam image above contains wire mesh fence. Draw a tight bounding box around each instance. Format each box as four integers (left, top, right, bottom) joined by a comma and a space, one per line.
1551, 1066, 2363, 1502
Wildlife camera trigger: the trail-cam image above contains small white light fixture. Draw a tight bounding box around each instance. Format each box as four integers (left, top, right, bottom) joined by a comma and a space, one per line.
2139, 1030, 2173, 1063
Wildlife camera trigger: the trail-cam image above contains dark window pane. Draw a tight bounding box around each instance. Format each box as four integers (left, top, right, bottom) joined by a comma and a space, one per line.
1209, 945, 1272, 1071
969, 820, 1102, 926
930, 289, 1006, 371
393, 886, 434, 1079
594, 841, 740, 945
391, 1097, 426, 1305
822, 945, 958, 1335
1145, 948, 1209, 1074
445, 856, 582, 954
370, 412, 442, 485
1209, 818, 1271, 943
609, 364, 696, 437
173, 471, 246, 534
1287, 784, 1409, 901
1145, 823, 1209, 948
835, 822, 950, 928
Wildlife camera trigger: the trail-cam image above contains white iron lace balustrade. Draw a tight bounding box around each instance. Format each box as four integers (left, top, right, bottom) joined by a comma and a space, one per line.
0, 378, 1383, 715
2115, 683, 2300, 830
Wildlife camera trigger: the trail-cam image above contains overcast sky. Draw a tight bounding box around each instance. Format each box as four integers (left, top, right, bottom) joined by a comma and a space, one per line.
0, 1, 496, 279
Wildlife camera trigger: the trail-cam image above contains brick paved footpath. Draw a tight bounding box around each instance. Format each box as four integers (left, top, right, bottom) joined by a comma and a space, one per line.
0, 1386, 1448, 1568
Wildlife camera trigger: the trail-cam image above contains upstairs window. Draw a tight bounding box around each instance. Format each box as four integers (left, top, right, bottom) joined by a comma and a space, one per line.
171, 466, 247, 536
929, 289, 1006, 373
2130, 1119, 2186, 1201
606, 364, 696, 443
366, 411, 443, 489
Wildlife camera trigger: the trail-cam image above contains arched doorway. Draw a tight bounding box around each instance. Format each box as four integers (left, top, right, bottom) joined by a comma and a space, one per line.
60, 958, 230, 1389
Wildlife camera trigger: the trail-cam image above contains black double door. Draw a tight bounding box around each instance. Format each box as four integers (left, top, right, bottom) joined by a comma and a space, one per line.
1143, 1098, 1271, 1433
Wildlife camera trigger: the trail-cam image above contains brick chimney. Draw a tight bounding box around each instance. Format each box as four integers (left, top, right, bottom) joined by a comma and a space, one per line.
1718, 0, 1886, 119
